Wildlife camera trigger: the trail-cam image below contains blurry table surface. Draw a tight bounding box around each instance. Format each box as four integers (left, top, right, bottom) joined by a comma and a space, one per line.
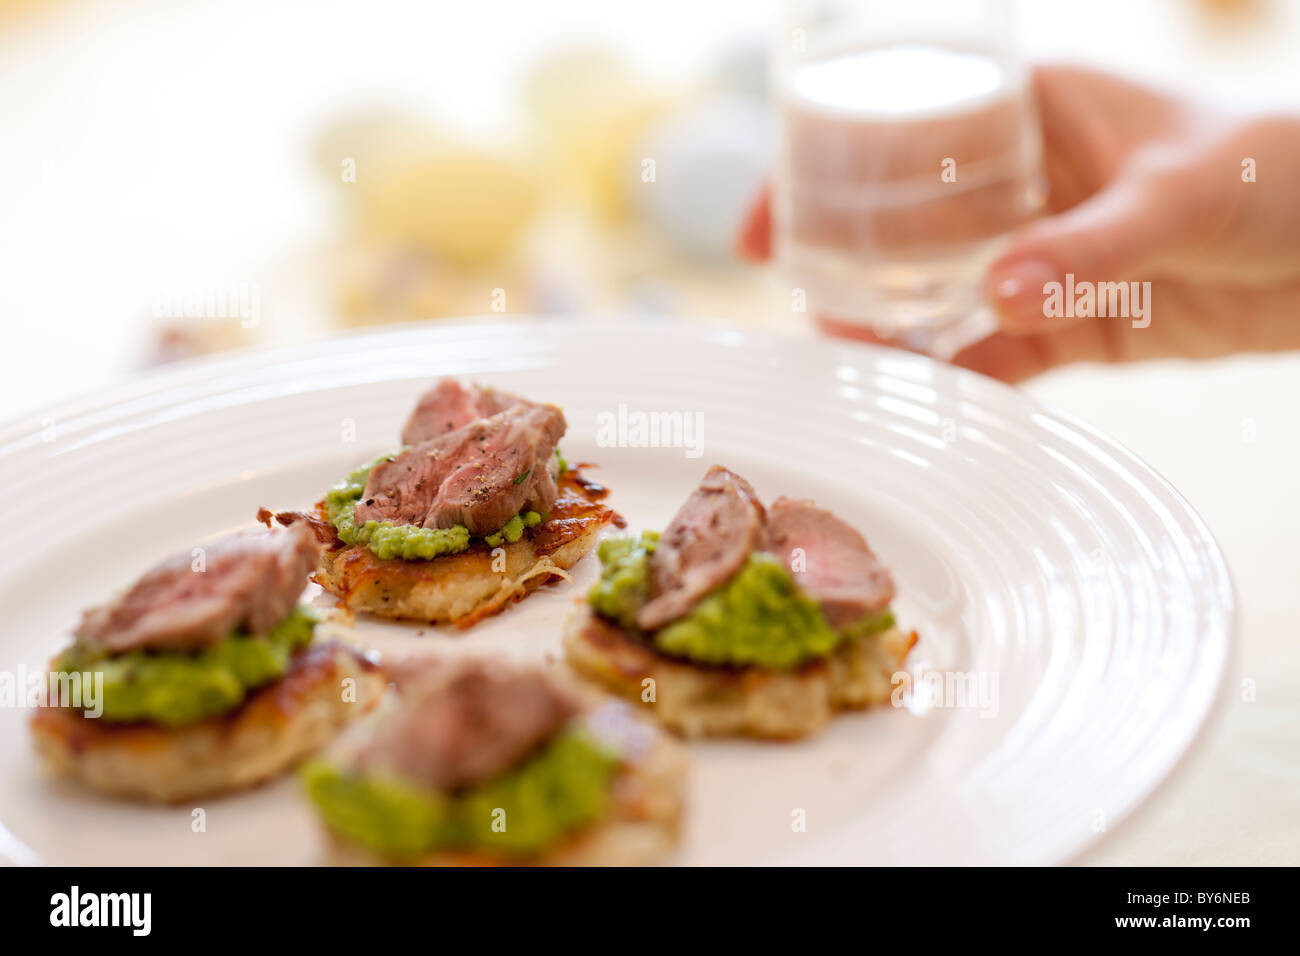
1033, 356, 1300, 866
1, 0, 1297, 865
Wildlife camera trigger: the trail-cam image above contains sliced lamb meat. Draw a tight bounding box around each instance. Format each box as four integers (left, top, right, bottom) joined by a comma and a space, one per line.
765, 497, 895, 628
424, 404, 565, 534
356, 402, 566, 537
400, 380, 528, 446
76, 522, 321, 655
356, 663, 578, 792
352, 428, 482, 527
636, 465, 766, 632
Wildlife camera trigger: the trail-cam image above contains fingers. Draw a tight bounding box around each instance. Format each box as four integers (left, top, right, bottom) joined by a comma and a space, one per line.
986, 173, 1181, 332
813, 313, 1095, 383
813, 314, 894, 346
952, 322, 1114, 383
813, 314, 1084, 383
815, 307, 1120, 383
735, 184, 772, 262
1029, 65, 1185, 178
950, 332, 1056, 383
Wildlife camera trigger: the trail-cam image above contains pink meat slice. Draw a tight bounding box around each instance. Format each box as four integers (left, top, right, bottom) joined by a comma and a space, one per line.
400, 380, 529, 447
356, 664, 578, 791
352, 427, 482, 527
423, 404, 564, 534
765, 496, 895, 628
636, 465, 766, 631
355, 402, 566, 537
75, 522, 321, 654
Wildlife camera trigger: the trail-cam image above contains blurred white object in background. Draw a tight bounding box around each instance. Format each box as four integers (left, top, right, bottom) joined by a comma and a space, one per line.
713, 32, 770, 100
633, 96, 771, 262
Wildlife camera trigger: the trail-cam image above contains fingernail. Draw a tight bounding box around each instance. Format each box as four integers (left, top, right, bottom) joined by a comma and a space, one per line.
987, 257, 1060, 329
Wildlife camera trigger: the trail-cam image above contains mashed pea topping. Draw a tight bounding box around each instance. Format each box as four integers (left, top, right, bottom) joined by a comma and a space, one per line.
325, 452, 544, 560
586, 531, 659, 630
654, 553, 841, 669
302, 728, 618, 859
589, 534, 894, 670
839, 607, 896, 641
56, 604, 319, 727
484, 510, 543, 547
324, 452, 468, 559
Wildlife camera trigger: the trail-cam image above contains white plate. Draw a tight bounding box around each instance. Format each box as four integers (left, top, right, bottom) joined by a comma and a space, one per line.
0, 318, 1233, 866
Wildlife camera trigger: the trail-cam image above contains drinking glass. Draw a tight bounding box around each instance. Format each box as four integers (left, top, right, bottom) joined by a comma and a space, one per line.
774, 0, 1046, 357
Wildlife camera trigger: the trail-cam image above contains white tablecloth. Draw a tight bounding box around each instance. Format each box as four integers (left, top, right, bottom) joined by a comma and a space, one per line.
1036, 356, 1300, 865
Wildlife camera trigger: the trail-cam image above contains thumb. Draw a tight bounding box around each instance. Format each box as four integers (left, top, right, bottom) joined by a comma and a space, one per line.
986, 172, 1179, 331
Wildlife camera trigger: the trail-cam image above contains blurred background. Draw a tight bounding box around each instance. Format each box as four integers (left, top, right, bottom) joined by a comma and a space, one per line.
2, 0, 1298, 415
2, 0, 1298, 865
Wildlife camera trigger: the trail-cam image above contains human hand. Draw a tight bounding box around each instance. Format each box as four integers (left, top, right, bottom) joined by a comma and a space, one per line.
738, 65, 1300, 382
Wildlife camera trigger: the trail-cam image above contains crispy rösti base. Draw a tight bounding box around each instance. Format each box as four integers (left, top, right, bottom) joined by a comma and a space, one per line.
563, 607, 918, 740
262, 470, 616, 627
30, 642, 386, 803
320, 717, 688, 867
